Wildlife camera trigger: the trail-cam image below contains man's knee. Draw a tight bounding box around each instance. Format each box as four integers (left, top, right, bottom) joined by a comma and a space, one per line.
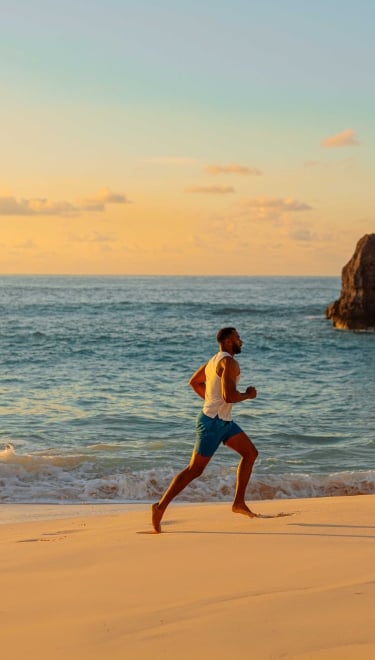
225, 433, 258, 461
245, 442, 258, 462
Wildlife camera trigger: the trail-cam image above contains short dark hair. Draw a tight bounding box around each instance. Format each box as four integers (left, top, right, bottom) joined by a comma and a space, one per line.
216, 327, 236, 343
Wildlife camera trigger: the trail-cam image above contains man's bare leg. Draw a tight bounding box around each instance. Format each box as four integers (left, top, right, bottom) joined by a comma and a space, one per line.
225, 432, 258, 518
151, 453, 211, 533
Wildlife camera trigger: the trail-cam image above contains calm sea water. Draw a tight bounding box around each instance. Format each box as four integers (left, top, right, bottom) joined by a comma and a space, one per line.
0, 275, 374, 504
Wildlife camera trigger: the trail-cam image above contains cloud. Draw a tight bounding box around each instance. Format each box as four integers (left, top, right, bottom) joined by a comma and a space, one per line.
237, 197, 312, 222
0, 187, 130, 217
82, 187, 130, 207
205, 163, 261, 176
185, 185, 235, 194
289, 225, 316, 242
233, 197, 317, 244
0, 196, 80, 216
320, 129, 360, 148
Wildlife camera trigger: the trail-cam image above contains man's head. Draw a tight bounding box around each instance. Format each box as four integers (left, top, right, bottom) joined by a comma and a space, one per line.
216, 327, 243, 355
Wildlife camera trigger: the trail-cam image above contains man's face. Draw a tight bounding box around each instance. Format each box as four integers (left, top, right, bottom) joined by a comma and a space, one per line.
230, 330, 243, 354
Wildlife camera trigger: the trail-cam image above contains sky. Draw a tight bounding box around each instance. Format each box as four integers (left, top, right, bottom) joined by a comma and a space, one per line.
1, 0, 374, 275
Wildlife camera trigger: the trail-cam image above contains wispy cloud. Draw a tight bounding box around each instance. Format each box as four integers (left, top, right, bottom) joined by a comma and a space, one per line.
0, 187, 130, 217
235, 197, 318, 245
83, 187, 130, 205
185, 185, 235, 194
81, 187, 131, 211
205, 163, 261, 176
187, 195, 316, 255
289, 224, 316, 242
237, 197, 312, 222
320, 128, 360, 148
0, 196, 80, 217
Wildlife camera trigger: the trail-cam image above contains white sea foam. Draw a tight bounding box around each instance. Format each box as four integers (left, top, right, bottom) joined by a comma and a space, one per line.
1, 444, 374, 503
0, 443, 95, 469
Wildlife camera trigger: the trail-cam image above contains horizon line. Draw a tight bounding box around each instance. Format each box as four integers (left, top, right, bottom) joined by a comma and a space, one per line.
0, 273, 340, 278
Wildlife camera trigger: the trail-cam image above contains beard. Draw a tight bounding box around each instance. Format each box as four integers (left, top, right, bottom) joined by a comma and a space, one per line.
232, 344, 242, 354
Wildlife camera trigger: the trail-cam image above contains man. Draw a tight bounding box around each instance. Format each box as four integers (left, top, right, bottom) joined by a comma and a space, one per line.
151, 327, 258, 533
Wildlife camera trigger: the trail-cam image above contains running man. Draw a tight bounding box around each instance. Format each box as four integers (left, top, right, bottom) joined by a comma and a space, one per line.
152, 327, 258, 533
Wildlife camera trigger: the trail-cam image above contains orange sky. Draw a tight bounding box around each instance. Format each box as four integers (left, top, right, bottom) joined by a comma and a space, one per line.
1, 1, 374, 275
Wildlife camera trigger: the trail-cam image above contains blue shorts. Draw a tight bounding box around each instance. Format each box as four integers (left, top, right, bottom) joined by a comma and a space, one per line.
194, 411, 243, 458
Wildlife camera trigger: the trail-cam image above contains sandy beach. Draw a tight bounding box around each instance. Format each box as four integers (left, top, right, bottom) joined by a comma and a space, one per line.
1, 495, 374, 660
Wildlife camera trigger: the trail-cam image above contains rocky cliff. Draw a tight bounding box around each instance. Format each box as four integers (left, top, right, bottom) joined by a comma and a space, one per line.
326, 233, 375, 330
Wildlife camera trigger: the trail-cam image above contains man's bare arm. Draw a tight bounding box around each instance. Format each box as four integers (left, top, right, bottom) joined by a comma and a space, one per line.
188, 363, 207, 399
220, 357, 257, 403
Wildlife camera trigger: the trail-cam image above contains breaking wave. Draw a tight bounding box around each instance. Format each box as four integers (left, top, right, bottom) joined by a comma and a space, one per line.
1, 444, 374, 504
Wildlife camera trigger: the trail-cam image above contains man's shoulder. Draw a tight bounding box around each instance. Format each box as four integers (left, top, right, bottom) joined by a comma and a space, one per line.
224, 355, 240, 375
220, 353, 238, 368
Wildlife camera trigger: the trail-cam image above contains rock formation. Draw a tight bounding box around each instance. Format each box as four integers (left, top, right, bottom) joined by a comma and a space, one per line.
325, 233, 375, 330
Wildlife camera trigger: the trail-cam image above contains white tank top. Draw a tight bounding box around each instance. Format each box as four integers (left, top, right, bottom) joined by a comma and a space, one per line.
202, 351, 236, 421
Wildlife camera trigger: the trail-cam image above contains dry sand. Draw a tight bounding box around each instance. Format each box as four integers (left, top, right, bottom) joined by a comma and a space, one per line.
1, 495, 374, 660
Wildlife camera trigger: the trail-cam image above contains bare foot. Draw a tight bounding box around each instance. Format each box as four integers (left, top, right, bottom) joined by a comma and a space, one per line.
151, 502, 163, 533
232, 503, 258, 518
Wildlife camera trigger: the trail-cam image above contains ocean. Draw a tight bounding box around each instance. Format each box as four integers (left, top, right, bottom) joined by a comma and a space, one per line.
0, 275, 374, 504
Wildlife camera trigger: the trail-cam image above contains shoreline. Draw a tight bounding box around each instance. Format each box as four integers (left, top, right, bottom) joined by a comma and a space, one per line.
1, 489, 374, 525
2, 495, 375, 659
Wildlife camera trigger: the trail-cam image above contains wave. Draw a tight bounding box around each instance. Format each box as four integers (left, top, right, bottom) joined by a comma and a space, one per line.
1, 444, 374, 504
0, 443, 95, 470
